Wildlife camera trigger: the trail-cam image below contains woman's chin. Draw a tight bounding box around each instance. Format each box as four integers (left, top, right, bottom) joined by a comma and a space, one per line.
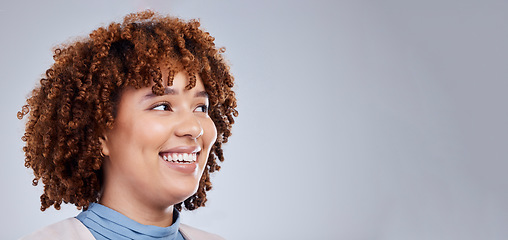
162, 184, 200, 206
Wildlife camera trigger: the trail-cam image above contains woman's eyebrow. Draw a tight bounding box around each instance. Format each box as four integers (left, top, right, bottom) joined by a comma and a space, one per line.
142, 88, 177, 101
141, 88, 208, 101
195, 91, 208, 98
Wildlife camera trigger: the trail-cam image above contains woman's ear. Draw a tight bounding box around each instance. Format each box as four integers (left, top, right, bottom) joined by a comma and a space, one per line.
99, 135, 110, 157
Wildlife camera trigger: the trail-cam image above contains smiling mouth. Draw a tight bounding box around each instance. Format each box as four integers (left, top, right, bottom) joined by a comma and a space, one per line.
160, 152, 198, 164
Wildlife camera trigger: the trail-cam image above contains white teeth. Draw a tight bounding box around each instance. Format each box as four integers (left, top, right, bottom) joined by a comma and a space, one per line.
161, 152, 197, 163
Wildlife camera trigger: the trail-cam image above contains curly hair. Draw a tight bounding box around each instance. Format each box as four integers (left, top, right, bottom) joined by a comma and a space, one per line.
18, 10, 237, 212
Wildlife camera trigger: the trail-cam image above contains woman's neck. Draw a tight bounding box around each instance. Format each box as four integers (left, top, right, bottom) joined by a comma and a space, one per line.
99, 187, 175, 227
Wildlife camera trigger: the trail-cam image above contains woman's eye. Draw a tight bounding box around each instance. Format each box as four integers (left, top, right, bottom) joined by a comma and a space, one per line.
195, 105, 208, 113
152, 103, 171, 111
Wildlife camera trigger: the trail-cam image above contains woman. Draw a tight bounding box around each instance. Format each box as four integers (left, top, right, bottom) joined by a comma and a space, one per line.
18, 10, 237, 240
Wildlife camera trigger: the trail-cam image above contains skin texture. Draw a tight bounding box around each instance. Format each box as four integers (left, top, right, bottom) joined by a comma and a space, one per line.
99, 71, 217, 227
18, 10, 237, 212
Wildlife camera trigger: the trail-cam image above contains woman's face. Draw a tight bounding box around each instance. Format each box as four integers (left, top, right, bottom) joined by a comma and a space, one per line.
100, 71, 217, 210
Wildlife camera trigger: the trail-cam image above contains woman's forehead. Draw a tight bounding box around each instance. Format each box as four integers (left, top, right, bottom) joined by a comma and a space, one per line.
124, 70, 207, 96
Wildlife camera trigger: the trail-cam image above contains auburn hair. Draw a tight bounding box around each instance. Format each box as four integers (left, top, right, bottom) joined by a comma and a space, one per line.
18, 10, 237, 211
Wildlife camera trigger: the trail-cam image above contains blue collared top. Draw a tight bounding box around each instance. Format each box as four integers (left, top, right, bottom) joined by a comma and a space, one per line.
76, 203, 185, 240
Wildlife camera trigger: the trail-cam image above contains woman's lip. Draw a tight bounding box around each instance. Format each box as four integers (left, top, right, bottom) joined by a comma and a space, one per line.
159, 146, 201, 174
163, 160, 198, 174
160, 146, 201, 154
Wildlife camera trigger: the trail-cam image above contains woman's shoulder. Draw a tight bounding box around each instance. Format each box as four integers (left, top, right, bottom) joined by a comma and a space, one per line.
179, 223, 225, 240
19, 217, 225, 240
18, 218, 95, 240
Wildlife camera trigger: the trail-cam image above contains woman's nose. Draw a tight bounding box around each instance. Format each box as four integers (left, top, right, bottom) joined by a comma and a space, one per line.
174, 112, 204, 139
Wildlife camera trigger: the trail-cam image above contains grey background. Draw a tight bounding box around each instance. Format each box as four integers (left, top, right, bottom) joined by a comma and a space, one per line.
1, 0, 507, 239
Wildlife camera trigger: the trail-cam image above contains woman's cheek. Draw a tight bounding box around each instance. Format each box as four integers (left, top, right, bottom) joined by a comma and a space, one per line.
205, 119, 218, 147
137, 118, 170, 139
